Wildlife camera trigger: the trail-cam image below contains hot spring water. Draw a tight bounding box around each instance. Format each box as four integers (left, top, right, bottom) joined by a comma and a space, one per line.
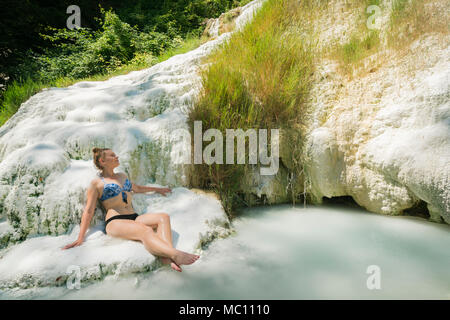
2, 204, 448, 299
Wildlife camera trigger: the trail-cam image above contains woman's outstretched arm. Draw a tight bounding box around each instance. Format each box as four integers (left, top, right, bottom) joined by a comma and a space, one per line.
132, 183, 171, 195
123, 173, 171, 196
62, 181, 99, 250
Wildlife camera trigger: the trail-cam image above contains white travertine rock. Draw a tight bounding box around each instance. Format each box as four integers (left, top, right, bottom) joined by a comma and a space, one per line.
306, 34, 450, 223
0, 187, 232, 289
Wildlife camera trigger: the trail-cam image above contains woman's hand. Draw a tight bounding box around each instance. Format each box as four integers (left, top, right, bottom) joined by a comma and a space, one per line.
157, 187, 172, 196
61, 239, 83, 250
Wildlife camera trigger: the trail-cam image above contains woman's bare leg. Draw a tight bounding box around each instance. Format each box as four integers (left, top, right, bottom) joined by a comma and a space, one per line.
155, 214, 173, 248
106, 219, 199, 267
141, 232, 199, 267
135, 213, 173, 245
155, 215, 181, 270
136, 213, 184, 271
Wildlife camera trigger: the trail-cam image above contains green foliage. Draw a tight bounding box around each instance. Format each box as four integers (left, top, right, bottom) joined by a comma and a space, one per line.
35, 8, 167, 82
0, 77, 50, 126
339, 30, 380, 65
365, 0, 381, 7
342, 37, 361, 63
1, 0, 247, 121
392, 0, 410, 17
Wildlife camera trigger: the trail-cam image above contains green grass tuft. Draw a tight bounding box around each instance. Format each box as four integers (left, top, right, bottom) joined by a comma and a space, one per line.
188, 0, 319, 216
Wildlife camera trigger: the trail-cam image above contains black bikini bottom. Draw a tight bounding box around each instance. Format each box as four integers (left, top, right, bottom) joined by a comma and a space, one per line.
105, 213, 139, 228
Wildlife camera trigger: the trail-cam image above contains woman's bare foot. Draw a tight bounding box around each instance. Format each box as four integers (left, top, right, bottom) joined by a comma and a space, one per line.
172, 250, 200, 266
161, 257, 182, 272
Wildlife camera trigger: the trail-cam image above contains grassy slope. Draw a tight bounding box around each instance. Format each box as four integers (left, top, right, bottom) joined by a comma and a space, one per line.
187, 0, 449, 217
188, 0, 325, 216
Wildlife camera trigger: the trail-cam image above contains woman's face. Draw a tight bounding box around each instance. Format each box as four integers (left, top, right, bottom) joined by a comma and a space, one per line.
100, 150, 119, 169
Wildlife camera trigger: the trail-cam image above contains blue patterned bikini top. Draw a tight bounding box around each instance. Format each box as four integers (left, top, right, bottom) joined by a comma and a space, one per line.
100, 176, 132, 204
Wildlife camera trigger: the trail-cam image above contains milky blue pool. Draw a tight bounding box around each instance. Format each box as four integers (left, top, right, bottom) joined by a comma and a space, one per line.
2, 204, 449, 299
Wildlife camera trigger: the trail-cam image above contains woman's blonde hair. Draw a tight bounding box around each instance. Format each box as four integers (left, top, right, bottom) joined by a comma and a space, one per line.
92, 147, 111, 171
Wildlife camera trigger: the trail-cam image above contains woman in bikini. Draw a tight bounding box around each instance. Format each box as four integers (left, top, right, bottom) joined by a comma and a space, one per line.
62, 147, 200, 272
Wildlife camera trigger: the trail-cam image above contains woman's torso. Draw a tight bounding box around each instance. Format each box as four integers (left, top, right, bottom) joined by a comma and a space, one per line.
94, 174, 135, 221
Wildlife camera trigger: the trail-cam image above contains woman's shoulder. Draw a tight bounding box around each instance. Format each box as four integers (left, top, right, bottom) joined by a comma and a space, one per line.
90, 176, 102, 187
86, 178, 102, 198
